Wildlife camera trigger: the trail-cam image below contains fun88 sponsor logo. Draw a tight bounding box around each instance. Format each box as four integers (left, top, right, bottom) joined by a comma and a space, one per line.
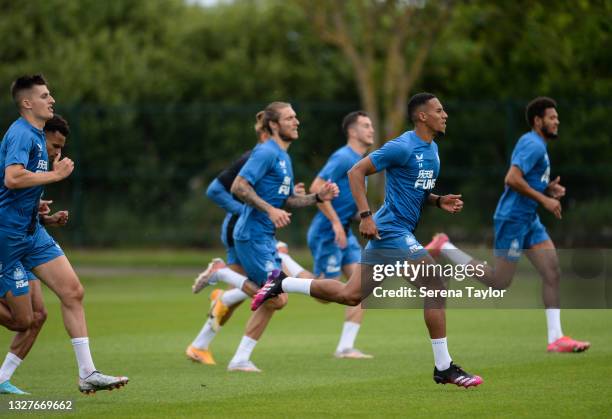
414, 169, 436, 190
278, 176, 291, 196
36, 160, 48, 172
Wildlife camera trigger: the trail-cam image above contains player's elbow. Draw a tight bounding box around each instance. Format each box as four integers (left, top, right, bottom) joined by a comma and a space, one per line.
230, 179, 242, 197
504, 173, 518, 189
347, 166, 361, 185
205, 183, 215, 199
4, 175, 19, 189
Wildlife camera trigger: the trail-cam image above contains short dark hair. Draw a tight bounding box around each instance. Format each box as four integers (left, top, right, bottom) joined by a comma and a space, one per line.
526, 97, 557, 127
44, 114, 70, 137
342, 111, 369, 137
407, 92, 436, 123
10, 74, 48, 106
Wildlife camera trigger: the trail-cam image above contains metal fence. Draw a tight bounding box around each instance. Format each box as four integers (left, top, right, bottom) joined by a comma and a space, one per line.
1, 99, 610, 248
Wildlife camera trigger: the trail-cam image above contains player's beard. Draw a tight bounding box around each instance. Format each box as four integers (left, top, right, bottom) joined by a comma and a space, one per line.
541, 125, 558, 140
279, 130, 297, 143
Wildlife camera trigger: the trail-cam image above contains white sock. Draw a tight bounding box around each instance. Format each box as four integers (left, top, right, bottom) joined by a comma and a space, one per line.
336, 321, 360, 352
71, 337, 96, 378
221, 288, 249, 306
281, 277, 312, 295
441, 242, 474, 266
545, 308, 564, 344
431, 337, 452, 371
279, 253, 305, 276
192, 318, 217, 349
0, 352, 22, 383
230, 336, 257, 364
212, 267, 247, 289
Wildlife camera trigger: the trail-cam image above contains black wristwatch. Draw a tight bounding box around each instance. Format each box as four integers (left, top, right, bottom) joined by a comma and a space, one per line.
360, 210, 372, 219
315, 193, 323, 203
435, 196, 442, 208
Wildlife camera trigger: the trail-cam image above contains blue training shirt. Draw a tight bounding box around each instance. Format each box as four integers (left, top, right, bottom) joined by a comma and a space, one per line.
369, 130, 440, 238
494, 130, 550, 221
0, 118, 48, 232
233, 139, 294, 240
309, 145, 362, 239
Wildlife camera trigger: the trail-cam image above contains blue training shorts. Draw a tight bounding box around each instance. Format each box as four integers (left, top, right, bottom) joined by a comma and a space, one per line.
0, 226, 64, 297
234, 237, 281, 286
494, 216, 550, 261
220, 214, 239, 265
362, 231, 428, 266
308, 232, 361, 278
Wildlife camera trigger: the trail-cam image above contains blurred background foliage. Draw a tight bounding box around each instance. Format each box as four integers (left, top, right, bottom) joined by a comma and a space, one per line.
0, 0, 610, 248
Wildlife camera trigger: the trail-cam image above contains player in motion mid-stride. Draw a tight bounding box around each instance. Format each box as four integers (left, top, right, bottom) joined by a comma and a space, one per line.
0, 75, 128, 394
252, 93, 484, 388
307, 111, 376, 359
426, 97, 590, 353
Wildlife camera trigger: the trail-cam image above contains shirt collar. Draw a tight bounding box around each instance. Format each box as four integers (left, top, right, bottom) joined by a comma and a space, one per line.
19, 117, 44, 136
530, 130, 548, 148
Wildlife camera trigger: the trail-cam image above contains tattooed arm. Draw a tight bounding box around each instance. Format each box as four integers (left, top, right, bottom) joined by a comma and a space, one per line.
231, 175, 272, 213
285, 193, 318, 208
285, 180, 339, 208
231, 175, 292, 228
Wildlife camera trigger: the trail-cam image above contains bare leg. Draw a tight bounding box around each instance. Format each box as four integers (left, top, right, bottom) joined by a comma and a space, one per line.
423, 309, 446, 339
309, 265, 368, 306
2, 291, 34, 333
473, 256, 519, 290
32, 256, 86, 338
7, 281, 47, 359
525, 240, 560, 308
408, 254, 448, 339
244, 294, 287, 340
341, 264, 364, 323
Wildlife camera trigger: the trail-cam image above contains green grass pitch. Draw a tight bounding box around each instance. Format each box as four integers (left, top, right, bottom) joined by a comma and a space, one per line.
0, 249, 611, 418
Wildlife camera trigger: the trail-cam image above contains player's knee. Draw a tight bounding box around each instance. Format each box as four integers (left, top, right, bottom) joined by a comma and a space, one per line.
13, 314, 34, 332
33, 308, 48, 328
341, 290, 361, 306
491, 281, 511, 291
266, 293, 288, 310
62, 280, 84, 305
490, 270, 513, 290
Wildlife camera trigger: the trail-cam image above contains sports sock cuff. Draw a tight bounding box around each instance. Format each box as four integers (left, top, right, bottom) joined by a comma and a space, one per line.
441, 242, 457, 251
6, 352, 22, 364
221, 289, 249, 306
216, 268, 248, 289
440, 246, 473, 266
278, 253, 305, 276
71, 337, 89, 346
282, 277, 312, 295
